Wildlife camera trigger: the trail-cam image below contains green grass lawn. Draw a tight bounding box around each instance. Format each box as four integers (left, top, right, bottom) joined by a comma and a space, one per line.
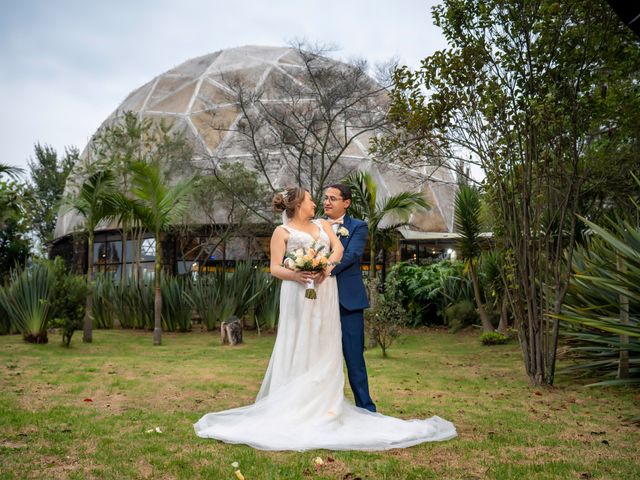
1, 328, 638, 479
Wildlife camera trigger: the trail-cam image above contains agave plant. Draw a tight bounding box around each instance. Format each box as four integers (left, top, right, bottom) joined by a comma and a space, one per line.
161, 274, 192, 332
556, 215, 640, 387
190, 274, 224, 331
254, 270, 281, 333
92, 274, 115, 329
0, 262, 54, 343
113, 279, 154, 329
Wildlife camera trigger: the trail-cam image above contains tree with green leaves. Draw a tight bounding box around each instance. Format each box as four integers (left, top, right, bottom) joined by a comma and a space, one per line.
127, 161, 194, 346
27, 143, 78, 246
181, 162, 270, 265
62, 169, 120, 343
344, 170, 428, 300
454, 185, 493, 332
0, 165, 31, 280
89, 112, 194, 281
384, 0, 640, 386
0, 162, 24, 227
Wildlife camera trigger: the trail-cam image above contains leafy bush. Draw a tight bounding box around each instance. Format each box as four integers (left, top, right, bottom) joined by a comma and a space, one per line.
444, 299, 478, 332
368, 278, 405, 357
49, 257, 87, 346
480, 331, 508, 345
387, 260, 474, 327
0, 261, 54, 343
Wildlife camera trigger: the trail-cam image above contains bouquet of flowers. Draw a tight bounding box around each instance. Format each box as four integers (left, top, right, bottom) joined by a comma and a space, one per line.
282, 243, 331, 299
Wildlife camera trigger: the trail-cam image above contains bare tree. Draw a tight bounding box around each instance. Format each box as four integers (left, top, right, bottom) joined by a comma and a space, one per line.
200, 42, 392, 201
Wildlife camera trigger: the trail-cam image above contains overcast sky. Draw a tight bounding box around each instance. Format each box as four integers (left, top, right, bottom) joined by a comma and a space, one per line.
1, 0, 447, 171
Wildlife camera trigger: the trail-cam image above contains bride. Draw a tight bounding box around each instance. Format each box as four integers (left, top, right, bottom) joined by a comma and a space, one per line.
194, 186, 456, 451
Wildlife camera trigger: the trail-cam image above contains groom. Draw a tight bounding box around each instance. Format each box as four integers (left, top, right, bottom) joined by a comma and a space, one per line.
323, 184, 376, 412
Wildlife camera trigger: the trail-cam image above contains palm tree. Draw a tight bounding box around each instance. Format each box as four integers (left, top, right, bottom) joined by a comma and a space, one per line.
62, 169, 120, 343
454, 185, 494, 332
127, 161, 194, 345
344, 171, 429, 298
0, 162, 24, 226
0, 163, 23, 178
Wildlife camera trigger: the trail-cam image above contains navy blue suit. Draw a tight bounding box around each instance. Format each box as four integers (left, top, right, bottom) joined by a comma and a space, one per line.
330, 215, 376, 412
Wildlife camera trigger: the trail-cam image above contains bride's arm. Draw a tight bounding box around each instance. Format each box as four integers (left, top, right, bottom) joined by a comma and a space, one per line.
320, 219, 343, 276
270, 226, 316, 285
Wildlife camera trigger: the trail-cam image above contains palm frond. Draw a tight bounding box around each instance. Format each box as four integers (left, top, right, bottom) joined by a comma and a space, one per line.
454, 185, 483, 260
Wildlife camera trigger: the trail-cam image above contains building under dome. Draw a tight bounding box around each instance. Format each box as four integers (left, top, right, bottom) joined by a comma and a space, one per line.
52, 45, 457, 278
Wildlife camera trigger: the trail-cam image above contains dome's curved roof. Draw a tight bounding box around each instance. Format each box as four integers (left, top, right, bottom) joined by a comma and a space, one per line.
54, 45, 455, 239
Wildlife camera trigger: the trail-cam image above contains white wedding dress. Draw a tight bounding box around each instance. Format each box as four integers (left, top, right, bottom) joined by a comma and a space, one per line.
193, 220, 457, 451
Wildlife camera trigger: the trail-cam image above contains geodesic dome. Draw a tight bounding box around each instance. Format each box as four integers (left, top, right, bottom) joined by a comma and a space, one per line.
54, 45, 456, 240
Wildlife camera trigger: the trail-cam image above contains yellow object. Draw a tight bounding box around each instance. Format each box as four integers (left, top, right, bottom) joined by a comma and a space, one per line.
313, 457, 324, 466
234, 470, 245, 480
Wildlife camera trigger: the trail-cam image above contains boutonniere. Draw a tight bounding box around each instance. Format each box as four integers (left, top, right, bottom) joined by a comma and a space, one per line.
337, 225, 350, 238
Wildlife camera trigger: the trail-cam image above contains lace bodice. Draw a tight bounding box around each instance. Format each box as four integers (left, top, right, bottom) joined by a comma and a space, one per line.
282, 219, 330, 253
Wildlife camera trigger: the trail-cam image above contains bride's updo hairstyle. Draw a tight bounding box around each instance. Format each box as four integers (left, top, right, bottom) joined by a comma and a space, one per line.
272, 186, 307, 219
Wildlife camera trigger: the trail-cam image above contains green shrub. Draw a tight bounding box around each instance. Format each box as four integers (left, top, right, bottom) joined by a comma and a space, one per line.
368, 278, 405, 357
49, 257, 87, 346
388, 260, 474, 326
0, 261, 54, 343
444, 299, 478, 332
480, 331, 509, 345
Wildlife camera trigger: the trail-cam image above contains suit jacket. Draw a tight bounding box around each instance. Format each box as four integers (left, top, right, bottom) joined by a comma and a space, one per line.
330, 215, 369, 311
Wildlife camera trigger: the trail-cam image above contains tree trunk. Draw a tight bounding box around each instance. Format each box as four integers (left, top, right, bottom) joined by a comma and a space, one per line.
470, 264, 494, 332
153, 237, 162, 346
83, 233, 94, 343
497, 295, 508, 333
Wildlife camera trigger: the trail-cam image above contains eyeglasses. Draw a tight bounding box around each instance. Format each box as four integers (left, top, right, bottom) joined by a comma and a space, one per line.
323, 195, 343, 203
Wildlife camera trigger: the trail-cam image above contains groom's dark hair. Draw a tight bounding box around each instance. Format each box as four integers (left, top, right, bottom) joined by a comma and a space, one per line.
328, 183, 352, 202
